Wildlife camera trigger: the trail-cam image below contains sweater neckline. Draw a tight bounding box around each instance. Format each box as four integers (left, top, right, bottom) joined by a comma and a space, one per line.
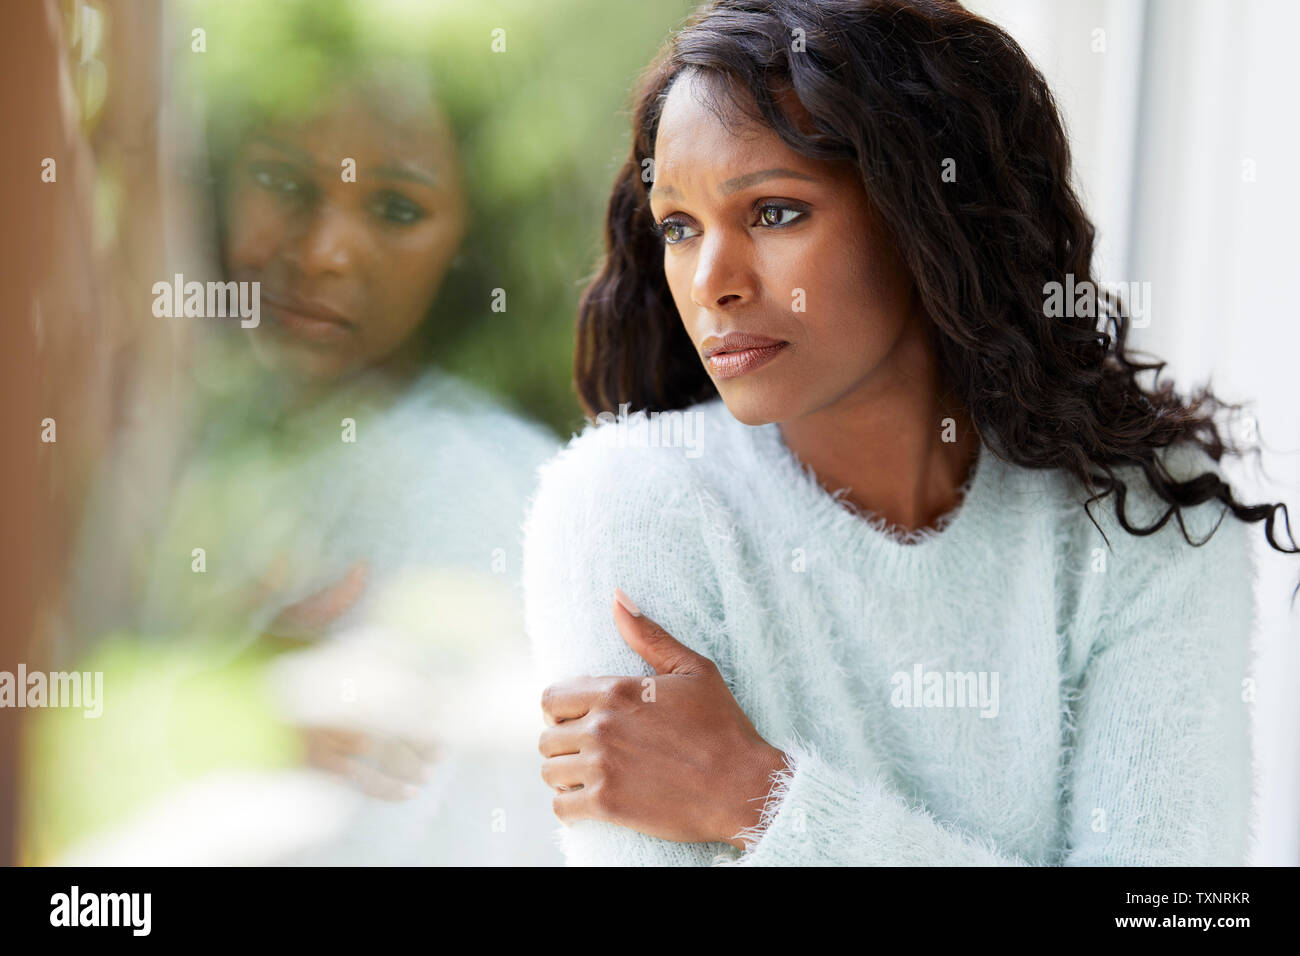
743, 410, 997, 564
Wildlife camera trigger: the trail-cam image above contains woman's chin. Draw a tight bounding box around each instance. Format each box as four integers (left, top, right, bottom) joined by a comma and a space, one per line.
716, 388, 789, 428
248, 331, 350, 384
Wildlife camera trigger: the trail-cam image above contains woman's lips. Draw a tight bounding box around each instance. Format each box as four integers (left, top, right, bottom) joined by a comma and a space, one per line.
262, 294, 355, 344
702, 332, 789, 380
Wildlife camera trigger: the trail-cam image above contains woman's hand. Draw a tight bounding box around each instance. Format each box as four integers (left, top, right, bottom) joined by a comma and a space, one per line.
264, 560, 369, 643
300, 726, 439, 801
264, 560, 442, 800
539, 588, 789, 849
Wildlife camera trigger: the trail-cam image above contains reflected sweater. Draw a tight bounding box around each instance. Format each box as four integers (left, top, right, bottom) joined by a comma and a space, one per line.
521, 398, 1258, 866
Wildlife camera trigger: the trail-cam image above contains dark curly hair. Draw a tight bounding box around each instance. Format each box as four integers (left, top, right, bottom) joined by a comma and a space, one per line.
575, 0, 1298, 580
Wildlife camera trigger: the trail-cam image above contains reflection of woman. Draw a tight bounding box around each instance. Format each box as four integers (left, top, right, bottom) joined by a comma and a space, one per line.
524, 0, 1298, 866
65, 67, 561, 864
223, 74, 464, 388
219, 73, 561, 864
144, 66, 558, 646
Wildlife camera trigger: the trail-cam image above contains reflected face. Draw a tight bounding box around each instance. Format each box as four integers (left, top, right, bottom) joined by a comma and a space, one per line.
225, 92, 466, 382
649, 71, 920, 426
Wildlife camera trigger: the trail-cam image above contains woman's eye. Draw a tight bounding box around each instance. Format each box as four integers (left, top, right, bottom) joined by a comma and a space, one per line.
249, 162, 313, 200
757, 204, 805, 227
370, 191, 427, 225
656, 204, 806, 244
656, 218, 699, 245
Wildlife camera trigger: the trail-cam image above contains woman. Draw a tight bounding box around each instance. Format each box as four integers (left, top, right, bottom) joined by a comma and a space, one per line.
523, 0, 1298, 865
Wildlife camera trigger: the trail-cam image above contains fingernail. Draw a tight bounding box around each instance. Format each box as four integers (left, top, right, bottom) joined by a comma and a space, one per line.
614, 587, 641, 617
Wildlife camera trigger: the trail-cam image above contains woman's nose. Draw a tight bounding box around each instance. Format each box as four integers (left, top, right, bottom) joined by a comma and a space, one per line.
288, 202, 359, 277
690, 232, 755, 310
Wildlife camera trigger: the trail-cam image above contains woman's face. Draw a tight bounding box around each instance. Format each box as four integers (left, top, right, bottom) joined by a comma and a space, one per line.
225, 91, 466, 382
649, 71, 922, 426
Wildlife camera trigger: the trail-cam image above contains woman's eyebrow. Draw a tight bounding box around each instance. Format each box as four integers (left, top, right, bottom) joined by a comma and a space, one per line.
719, 167, 818, 195
246, 137, 438, 189
371, 162, 439, 189
247, 135, 316, 168
651, 166, 819, 202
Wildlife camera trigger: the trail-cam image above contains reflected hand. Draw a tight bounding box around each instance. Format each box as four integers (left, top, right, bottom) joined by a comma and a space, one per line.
264, 560, 368, 642
300, 726, 440, 801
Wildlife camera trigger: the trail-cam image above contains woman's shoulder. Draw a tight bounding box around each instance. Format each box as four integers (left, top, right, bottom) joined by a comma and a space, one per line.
522, 401, 738, 682
1060, 442, 1252, 559
521, 401, 737, 652
533, 397, 739, 492
395, 367, 555, 438
361, 368, 559, 478
1053, 442, 1257, 635
524, 398, 743, 550
317, 367, 560, 540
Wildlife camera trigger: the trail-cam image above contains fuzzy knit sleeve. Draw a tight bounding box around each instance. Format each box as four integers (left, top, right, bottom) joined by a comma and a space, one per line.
521, 427, 743, 866
725, 476, 1257, 867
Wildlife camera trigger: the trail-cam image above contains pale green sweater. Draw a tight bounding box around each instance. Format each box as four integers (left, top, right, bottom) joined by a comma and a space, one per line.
522, 398, 1257, 866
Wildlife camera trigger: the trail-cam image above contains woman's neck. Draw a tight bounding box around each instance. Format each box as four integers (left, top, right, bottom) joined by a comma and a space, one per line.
777, 324, 979, 535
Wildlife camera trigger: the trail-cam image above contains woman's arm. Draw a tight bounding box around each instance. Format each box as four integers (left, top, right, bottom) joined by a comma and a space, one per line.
523, 435, 748, 865
539, 592, 790, 850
